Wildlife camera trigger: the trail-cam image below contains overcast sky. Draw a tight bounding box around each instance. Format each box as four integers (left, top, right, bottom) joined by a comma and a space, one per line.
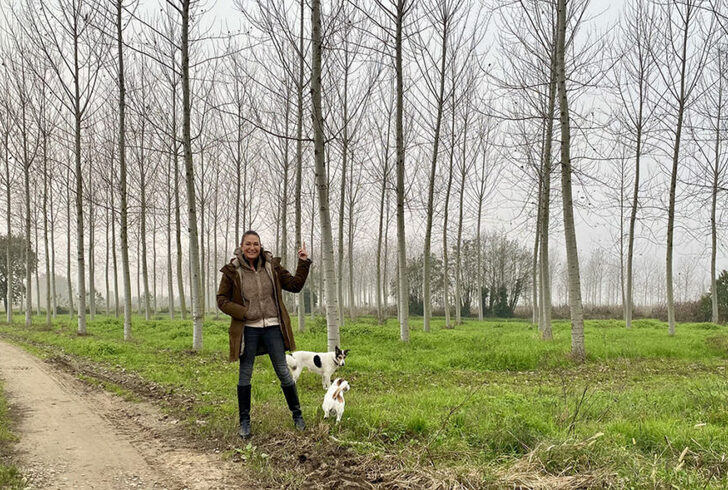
129, 0, 725, 295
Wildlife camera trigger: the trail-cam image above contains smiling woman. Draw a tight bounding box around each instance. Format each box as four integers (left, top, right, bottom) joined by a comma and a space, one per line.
216, 230, 312, 439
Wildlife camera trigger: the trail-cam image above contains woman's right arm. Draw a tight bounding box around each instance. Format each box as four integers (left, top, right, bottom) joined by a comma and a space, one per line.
216, 273, 248, 320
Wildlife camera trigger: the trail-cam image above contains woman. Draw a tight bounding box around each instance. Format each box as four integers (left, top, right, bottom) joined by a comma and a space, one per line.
216, 230, 311, 438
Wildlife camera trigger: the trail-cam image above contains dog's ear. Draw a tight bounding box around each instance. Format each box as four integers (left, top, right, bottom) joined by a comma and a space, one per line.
343, 349, 350, 356
335, 378, 343, 386
335, 345, 341, 354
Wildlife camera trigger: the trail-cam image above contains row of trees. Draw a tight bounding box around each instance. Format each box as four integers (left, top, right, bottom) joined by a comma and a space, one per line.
4, 227, 709, 318
1, 0, 726, 362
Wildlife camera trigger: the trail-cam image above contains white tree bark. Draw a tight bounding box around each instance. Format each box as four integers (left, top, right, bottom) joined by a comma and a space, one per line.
395, 0, 410, 341
296, 0, 306, 333
88, 158, 96, 321
180, 0, 204, 351
422, 2, 451, 333
556, 0, 585, 361
312, 0, 340, 350
710, 49, 723, 324
539, 44, 557, 341
4, 112, 12, 323
117, 0, 133, 340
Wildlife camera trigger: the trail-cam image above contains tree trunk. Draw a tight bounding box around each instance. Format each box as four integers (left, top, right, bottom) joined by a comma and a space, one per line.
296, 0, 306, 333
539, 46, 557, 341
181, 0, 204, 351
167, 148, 175, 319
88, 163, 95, 321
395, 0, 409, 341
118, 0, 132, 339
140, 110, 150, 320
312, 0, 340, 350
105, 205, 110, 316
153, 203, 158, 313
337, 47, 349, 327
455, 107, 470, 326
137, 234, 142, 314
531, 211, 540, 325
556, 0, 585, 361
34, 194, 41, 317
376, 156, 388, 325
455, 161, 465, 326
476, 207, 484, 322
21, 64, 32, 327
383, 192, 390, 313
49, 165, 57, 320
710, 51, 723, 324
110, 164, 119, 318
666, 5, 692, 337
282, 101, 290, 269
198, 150, 206, 318
424, 15, 449, 333
173, 82, 187, 320
4, 123, 10, 322
74, 25, 87, 333
42, 119, 51, 327
66, 165, 74, 318
443, 86, 456, 330
347, 162, 356, 320
212, 169, 220, 319
310, 188, 316, 321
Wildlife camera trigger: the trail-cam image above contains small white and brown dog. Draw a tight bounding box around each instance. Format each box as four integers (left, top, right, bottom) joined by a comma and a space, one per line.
286, 346, 349, 389
322, 378, 350, 424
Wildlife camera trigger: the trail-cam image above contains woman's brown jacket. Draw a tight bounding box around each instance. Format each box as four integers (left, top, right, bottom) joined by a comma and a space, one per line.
216, 250, 311, 362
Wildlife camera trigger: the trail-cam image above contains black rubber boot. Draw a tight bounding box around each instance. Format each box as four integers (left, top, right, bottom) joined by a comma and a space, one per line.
281, 383, 305, 431
237, 385, 251, 439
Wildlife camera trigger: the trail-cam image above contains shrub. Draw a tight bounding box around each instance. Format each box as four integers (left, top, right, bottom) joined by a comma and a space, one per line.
698, 270, 728, 323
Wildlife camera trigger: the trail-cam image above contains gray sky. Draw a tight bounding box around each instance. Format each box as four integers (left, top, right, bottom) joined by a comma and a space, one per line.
131, 0, 725, 297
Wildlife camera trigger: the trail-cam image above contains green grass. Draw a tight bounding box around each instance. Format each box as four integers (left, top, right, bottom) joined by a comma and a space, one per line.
1, 313, 728, 487
0, 379, 23, 489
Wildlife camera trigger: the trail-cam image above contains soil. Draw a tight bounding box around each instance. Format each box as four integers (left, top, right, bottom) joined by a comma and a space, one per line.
0, 339, 252, 489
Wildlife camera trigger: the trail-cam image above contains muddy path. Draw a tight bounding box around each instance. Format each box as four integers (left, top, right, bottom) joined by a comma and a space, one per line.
0, 340, 252, 489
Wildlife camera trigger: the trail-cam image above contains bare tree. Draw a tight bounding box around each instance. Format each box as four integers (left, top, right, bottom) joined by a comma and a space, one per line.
370, 0, 415, 340
653, 0, 716, 335
177, 0, 204, 349
472, 113, 500, 322
13, 57, 35, 327
295, 0, 307, 332
415, 0, 457, 333
113, 0, 134, 337
690, 44, 727, 323
454, 69, 478, 326
0, 59, 13, 322
611, 0, 659, 329
311, 0, 340, 350
21, 0, 107, 333
556, 0, 585, 361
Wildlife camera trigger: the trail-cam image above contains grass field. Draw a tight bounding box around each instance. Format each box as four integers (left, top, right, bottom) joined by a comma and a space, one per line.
0, 378, 23, 489
1, 314, 728, 488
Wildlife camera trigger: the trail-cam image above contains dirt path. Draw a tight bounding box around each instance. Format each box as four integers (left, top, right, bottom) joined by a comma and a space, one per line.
0, 340, 250, 490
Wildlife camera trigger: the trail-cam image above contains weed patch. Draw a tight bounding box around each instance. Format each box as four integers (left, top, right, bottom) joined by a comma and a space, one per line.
0, 381, 23, 489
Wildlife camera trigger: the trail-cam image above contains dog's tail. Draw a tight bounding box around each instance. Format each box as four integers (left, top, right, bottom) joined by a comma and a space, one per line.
285, 354, 297, 371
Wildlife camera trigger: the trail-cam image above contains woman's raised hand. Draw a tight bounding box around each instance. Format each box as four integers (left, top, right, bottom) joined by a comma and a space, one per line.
297, 242, 309, 261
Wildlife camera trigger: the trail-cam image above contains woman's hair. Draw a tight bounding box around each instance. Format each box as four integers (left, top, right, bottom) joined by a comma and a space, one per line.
240, 230, 261, 245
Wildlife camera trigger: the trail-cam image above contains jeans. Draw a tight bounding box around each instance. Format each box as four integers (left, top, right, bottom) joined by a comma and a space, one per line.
238, 326, 294, 387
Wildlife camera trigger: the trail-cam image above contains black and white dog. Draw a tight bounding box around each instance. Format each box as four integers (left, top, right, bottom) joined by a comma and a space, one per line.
286, 346, 349, 389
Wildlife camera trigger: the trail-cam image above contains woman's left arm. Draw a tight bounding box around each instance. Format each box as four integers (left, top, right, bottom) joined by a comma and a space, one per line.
278, 257, 312, 293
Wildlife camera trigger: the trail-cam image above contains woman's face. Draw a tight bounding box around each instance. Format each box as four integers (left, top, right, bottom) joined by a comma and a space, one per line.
241, 234, 261, 262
